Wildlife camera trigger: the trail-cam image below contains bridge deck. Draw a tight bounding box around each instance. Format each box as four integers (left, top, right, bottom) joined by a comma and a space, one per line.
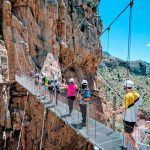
15, 75, 123, 150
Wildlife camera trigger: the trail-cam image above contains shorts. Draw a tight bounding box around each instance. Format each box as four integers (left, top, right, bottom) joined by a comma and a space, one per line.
123, 120, 135, 133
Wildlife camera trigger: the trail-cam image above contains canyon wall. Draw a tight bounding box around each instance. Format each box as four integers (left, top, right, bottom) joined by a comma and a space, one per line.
2, 0, 102, 89
0, 0, 103, 149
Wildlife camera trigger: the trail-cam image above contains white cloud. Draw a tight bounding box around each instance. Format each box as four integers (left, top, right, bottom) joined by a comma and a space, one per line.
146, 43, 150, 47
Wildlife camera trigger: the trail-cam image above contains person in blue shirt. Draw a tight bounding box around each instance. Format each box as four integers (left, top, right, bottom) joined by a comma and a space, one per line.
78, 80, 91, 127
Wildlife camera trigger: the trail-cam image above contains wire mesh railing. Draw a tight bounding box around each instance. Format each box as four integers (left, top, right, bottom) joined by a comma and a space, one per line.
97, 73, 150, 149
15, 74, 150, 149
15, 74, 123, 149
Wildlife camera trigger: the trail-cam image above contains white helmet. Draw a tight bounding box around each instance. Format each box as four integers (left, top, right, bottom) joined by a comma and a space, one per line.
35, 73, 39, 77
81, 80, 88, 85
69, 78, 74, 83
41, 72, 47, 77
54, 76, 58, 81
123, 80, 134, 88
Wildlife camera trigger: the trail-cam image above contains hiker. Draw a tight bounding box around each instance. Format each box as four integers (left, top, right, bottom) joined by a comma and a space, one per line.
78, 80, 91, 127
34, 73, 39, 85
62, 78, 66, 86
53, 76, 60, 105
61, 78, 78, 116
41, 73, 49, 97
34, 73, 41, 94
48, 76, 60, 104
112, 80, 142, 150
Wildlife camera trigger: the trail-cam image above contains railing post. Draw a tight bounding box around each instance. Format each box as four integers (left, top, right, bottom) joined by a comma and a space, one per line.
112, 96, 116, 131
94, 103, 97, 140
54, 87, 57, 108
39, 107, 46, 150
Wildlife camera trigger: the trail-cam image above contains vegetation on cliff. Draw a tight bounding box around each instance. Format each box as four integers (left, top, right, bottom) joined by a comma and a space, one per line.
99, 52, 150, 119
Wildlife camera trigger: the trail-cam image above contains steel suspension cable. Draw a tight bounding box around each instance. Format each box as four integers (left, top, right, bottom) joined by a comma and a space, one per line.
16, 91, 29, 150
105, 28, 110, 102
11, 23, 23, 76
98, 71, 123, 102
14, 41, 26, 76
57, 16, 86, 57
123, 0, 134, 148
39, 107, 47, 150
61, 54, 82, 73
23, 0, 35, 73
11, 12, 29, 76
126, 0, 133, 79
19, 41, 33, 73
101, 0, 134, 36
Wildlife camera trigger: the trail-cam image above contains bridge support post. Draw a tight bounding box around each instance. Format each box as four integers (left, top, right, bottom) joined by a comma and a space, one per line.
40, 107, 47, 150
112, 96, 116, 131
54, 87, 57, 108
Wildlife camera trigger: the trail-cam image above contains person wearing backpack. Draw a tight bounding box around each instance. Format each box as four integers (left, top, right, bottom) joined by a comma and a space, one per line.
41, 73, 49, 97
53, 76, 60, 105
61, 78, 78, 116
34, 73, 40, 95
47, 78, 55, 103
78, 80, 91, 127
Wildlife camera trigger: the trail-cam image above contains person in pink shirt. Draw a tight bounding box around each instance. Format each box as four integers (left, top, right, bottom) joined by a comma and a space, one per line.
62, 78, 78, 116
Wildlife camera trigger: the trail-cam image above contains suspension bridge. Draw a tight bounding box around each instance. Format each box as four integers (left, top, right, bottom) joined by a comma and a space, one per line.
1, 0, 150, 149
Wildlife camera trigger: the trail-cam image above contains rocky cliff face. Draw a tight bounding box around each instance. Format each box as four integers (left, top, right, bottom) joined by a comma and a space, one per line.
0, 40, 8, 81
102, 52, 150, 76
0, 0, 103, 149
2, 0, 102, 89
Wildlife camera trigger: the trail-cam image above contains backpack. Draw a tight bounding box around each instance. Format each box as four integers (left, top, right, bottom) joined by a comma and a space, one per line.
45, 77, 49, 84
82, 89, 90, 99
42, 77, 49, 85
79, 88, 90, 99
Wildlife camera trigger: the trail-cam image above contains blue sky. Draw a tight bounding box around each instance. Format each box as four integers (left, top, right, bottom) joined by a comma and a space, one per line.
98, 0, 150, 63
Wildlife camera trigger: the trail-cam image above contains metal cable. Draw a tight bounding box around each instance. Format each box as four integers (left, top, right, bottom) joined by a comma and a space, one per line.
61, 54, 82, 73
98, 71, 123, 102
14, 40, 26, 76
57, 16, 87, 57
123, 0, 134, 148
16, 91, 29, 150
101, 0, 134, 36
39, 107, 47, 150
105, 28, 110, 103
19, 41, 33, 73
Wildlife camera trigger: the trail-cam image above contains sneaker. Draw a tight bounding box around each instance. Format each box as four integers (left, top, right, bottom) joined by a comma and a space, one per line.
40, 96, 46, 99
36, 94, 40, 97
80, 122, 86, 128
67, 114, 72, 117
120, 146, 127, 150
61, 114, 71, 118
